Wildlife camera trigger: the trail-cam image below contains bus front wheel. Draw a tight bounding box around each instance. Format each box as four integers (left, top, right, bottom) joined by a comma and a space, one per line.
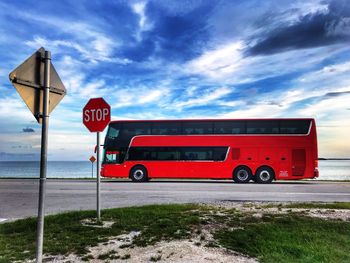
233, 166, 252, 183
254, 166, 274, 184
130, 165, 148, 182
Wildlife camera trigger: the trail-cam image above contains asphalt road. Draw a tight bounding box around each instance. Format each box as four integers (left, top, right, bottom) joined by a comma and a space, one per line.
0, 179, 350, 221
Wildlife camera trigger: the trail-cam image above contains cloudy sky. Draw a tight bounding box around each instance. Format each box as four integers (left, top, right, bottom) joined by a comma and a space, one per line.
0, 0, 349, 161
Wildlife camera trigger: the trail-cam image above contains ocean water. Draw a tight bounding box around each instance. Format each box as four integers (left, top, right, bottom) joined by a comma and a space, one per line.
0, 160, 349, 180
0, 161, 94, 179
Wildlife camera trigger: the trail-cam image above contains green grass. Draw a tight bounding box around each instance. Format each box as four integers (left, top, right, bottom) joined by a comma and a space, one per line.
0, 203, 349, 263
215, 214, 350, 263
0, 204, 199, 262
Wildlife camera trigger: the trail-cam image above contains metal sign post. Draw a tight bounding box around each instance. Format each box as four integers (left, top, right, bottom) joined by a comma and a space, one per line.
92, 160, 94, 178
9, 48, 66, 263
36, 50, 50, 263
83, 98, 110, 222
96, 132, 101, 220
89, 155, 96, 178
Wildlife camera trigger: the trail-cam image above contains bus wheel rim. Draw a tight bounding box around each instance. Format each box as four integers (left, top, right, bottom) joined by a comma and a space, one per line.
237, 169, 248, 181
260, 170, 271, 181
134, 169, 144, 180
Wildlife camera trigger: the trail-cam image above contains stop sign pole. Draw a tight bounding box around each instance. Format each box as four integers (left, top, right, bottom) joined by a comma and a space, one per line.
83, 98, 111, 221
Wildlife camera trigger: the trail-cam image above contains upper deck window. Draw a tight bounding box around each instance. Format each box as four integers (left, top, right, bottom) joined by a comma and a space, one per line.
152, 122, 181, 135
280, 120, 310, 134
246, 121, 279, 134
214, 121, 245, 134
182, 122, 213, 134
106, 124, 121, 139
121, 122, 151, 138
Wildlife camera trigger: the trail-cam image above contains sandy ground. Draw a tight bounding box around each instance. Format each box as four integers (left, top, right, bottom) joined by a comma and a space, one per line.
24, 202, 350, 263
210, 201, 350, 221
26, 231, 258, 263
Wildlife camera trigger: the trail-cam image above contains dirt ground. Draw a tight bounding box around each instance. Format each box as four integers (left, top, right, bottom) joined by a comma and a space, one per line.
38, 238, 258, 262
211, 201, 350, 221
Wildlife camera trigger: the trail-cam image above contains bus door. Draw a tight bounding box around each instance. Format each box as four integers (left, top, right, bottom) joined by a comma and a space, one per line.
277, 148, 291, 179
292, 149, 306, 176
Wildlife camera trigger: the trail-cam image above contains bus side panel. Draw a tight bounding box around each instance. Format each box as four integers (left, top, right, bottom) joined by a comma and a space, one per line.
144, 161, 179, 178
177, 161, 232, 179
101, 164, 129, 178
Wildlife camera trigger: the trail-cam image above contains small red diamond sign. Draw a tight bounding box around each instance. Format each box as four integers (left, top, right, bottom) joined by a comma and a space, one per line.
89, 156, 96, 163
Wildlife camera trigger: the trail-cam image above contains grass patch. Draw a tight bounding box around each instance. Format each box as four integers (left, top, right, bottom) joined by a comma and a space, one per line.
215, 214, 350, 263
97, 249, 118, 260
150, 254, 162, 261
0, 204, 199, 262
0, 203, 349, 263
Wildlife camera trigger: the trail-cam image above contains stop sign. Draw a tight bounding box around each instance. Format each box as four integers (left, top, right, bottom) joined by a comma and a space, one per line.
83, 98, 111, 132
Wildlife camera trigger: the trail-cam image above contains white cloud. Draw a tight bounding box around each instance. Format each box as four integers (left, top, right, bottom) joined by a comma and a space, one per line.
131, 1, 152, 40
172, 86, 232, 109
0, 132, 40, 155
25, 35, 130, 64
112, 86, 170, 108
298, 93, 350, 118
138, 89, 165, 103
0, 96, 38, 124
17, 10, 130, 64
219, 104, 283, 119
297, 61, 350, 89
47, 131, 96, 161
186, 42, 244, 80
79, 80, 112, 98
54, 55, 116, 99
299, 94, 350, 158
185, 42, 348, 84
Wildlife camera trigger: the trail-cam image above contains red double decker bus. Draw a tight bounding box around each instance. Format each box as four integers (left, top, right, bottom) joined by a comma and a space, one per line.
101, 119, 318, 183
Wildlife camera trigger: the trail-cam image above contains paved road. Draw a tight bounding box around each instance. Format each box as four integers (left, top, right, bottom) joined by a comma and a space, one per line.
0, 179, 349, 221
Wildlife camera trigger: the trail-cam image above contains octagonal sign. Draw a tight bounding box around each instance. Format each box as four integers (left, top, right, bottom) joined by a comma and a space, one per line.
83, 97, 111, 132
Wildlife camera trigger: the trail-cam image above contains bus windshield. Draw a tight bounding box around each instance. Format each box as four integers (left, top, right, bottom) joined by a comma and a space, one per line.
107, 125, 120, 139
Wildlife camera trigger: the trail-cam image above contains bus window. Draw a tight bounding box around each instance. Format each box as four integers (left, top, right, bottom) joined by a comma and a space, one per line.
214, 121, 245, 134
156, 147, 180, 160
179, 147, 228, 161
152, 122, 181, 135
180, 147, 213, 160
213, 147, 228, 161
182, 122, 213, 134
246, 120, 279, 134
121, 122, 151, 138
280, 120, 310, 134
107, 124, 121, 139
105, 150, 119, 163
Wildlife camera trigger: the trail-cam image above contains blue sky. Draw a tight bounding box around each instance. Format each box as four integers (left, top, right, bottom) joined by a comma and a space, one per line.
0, 0, 349, 160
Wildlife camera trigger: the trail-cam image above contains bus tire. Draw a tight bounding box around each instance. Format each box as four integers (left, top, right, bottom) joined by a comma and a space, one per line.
130, 165, 148, 182
255, 166, 274, 184
233, 166, 252, 183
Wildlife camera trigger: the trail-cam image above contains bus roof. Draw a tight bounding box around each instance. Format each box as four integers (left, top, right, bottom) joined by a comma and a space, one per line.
110, 118, 315, 124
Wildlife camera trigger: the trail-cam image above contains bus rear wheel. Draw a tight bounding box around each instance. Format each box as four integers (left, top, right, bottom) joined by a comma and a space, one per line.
254, 166, 274, 184
130, 165, 148, 182
233, 166, 252, 183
